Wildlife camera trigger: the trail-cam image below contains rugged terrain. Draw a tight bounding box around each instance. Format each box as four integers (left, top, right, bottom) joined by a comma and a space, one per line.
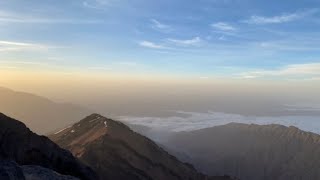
0, 113, 97, 180
50, 114, 232, 180
0, 161, 80, 180
167, 123, 320, 180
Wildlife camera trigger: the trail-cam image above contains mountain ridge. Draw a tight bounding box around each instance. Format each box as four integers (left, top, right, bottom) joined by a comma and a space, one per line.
166, 122, 320, 180
50, 113, 233, 180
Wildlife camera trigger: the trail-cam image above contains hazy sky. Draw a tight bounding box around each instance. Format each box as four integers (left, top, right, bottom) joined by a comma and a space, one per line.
0, 0, 320, 79
0, 0, 320, 118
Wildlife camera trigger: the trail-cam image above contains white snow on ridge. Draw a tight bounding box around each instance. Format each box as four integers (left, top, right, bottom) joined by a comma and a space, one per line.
54, 126, 72, 134
89, 117, 102, 123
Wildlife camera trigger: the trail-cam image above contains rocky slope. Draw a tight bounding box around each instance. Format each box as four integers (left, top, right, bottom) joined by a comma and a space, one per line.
0, 161, 79, 180
50, 114, 232, 180
167, 123, 320, 180
0, 113, 97, 180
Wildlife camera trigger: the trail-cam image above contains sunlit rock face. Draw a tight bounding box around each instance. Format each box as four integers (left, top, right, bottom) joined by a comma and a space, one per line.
50, 114, 233, 180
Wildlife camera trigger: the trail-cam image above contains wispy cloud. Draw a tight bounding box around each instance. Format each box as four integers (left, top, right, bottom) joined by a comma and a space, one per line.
285, 104, 320, 111
88, 66, 113, 71
211, 22, 236, 31
258, 39, 320, 51
0, 40, 51, 52
150, 19, 172, 33
116, 61, 139, 67
240, 63, 320, 80
0, 60, 59, 70
0, 60, 50, 66
83, 0, 114, 10
0, 10, 103, 24
243, 9, 318, 24
167, 37, 202, 46
88, 61, 143, 72
139, 41, 167, 49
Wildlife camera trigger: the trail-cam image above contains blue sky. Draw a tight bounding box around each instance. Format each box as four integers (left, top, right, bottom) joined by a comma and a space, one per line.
1, 0, 320, 80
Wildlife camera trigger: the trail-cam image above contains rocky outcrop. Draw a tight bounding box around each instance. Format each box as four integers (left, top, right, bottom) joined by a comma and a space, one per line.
22, 165, 79, 180
0, 161, 79, 180
0, 161, 25, 180
50, 114, 232, 180
0, 113, 97, 180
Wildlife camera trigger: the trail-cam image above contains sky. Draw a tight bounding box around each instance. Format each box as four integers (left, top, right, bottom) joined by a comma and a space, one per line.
0, 0, 320, 120
0, 0, 320, 80
1, 0, 320, 137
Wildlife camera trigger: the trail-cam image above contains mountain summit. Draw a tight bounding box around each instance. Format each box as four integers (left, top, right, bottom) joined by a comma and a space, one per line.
50, 114, 232, 180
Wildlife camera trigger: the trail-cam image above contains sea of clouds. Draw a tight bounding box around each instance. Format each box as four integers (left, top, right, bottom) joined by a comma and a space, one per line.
119, 111, 320, 134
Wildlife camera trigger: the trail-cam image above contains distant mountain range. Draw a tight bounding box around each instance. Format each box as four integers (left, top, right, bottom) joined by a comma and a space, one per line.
1, 86, 320, 180
0, 112, 232, 180
166, 123, 320, 180
49, 114, 232, 180
0, 87, 91, 134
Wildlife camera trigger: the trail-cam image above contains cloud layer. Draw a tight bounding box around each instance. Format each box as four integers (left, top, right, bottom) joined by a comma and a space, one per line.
119, 111, 320, 134
0, 40, 50, 52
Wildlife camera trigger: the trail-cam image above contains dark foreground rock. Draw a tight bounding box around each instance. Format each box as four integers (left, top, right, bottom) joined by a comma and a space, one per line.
0, 161, 79, 180
0, 113, 97, 180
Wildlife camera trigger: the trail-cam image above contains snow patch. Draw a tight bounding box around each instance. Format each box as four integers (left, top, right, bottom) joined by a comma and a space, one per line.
54, 126, 71, 134
71, 130, 75, 133
104, 121, 108, 128
89, 117, 102, 122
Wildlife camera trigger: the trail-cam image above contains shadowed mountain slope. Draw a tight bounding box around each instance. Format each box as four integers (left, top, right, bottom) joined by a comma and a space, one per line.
0, 113, 97, 180
50, 114, 232, 180
167, 123, 320, 180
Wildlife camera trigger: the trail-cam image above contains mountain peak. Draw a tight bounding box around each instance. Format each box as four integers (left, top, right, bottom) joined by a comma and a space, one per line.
50, 114, 232, 180
50, 114, 110, 158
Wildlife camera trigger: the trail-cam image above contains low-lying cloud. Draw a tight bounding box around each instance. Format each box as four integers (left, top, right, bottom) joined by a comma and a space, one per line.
119, 111, 320, 134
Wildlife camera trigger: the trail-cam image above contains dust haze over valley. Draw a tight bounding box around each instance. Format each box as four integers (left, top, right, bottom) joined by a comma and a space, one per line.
1, 0, 320, 179
1, 73, 320, 135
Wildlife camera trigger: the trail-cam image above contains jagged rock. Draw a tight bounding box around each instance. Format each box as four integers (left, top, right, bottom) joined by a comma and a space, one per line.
0, 113, 97, 180
22, 165, 79, 180
0, 161, 80, 180
0, 161, 25, 180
